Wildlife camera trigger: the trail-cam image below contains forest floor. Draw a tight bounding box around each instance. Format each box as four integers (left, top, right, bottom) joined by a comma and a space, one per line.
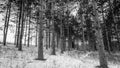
0, 44, 120, 68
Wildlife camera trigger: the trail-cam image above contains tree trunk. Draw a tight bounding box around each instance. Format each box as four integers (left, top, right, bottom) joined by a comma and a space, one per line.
27, 13, 31, 47
22, 11, 27, 46
56, 33, 59, 49
3, 1, 11, 46
18, 0, 24, 51
35, 19, 38, 47
37, 11, 44, 60
68, 26, 72, 51
14, 13, 19, 45
60, 20, 64, 53
31, 32, 33, 46
20, 9, 26, 46
46, 21, 48, 49
49, 20, 51, 48
81, 14, 86, 47
24, 16, 28, 46
51, 25, 55, 55
37, 0, 44, 59
92, 0, 108, 68
16, 0, 22, 48
63, 25, 66, 51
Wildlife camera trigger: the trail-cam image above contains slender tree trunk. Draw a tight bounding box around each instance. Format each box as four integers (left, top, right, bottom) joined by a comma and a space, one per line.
46, 30, 48, 49
49, 20, 51, 48
46, 21, 48, 49
27, 13, 31, 47
106, 29, 111, 52
51, 1, 55, 54
3, 1, 11, 46
36, 32, 38, 47
92, 0, 108, 68
51, 10, 56, 55
18, 0, 24, 51
81, 14, 86, 47
31, 34, 33, 46
16, 0, 23, 48
51, 22, 55, 55
3, 3, 9, 45
22, 12, 27, 46
63, 24, 66, 51
14, 13, 19, 45
20, 9, 26, 46
24, 16, 28, 46
60, 20, 64, 53
56, 33, 59, 49
68, 26, 72, 51
36, 19, 38, 47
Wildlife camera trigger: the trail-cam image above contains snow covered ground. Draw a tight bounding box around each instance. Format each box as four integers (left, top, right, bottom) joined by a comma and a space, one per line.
0, 44, 120, 68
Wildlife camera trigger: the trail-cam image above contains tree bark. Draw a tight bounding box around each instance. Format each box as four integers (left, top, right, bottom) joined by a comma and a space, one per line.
92, 0, 108, 68
37, 10, 44, 60
3, 1, 11, 46
18, 0, 24, 51
35, 19, 38, 47
27, 13, 31, 47
45, 20, 48, 49
51, 20, 56, 55
68, 26, 72, 51
80, 14, 86, 48
60, 20, 64, 53
14, 13, 19, 45
37, 0, 44, 60
49, 20, 51, 48
24, 16, 28, 46
16, 0, 23, 48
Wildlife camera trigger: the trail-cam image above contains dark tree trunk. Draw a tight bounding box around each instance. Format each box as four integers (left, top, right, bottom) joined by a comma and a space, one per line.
63, 24, 66, 51
18, 0, 24, 51
3, 1, 11, 46
45, 21, 48, 49
37, 0, 44, 59
51, 24, 56, 55
37, 10, 44, 60
51, 6, 56, 55
35, 19, 38, 47
60, 20, 64, 53
92, 0, 108, 68
14, 13, 19, 45
22, 11, 27, 46
16, 0, 23, 48
56, 34, 59, 49
49, 20, 51, 48
68, 26, 72, 51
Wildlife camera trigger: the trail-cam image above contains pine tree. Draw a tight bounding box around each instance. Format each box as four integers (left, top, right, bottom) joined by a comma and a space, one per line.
92, 0, 108, 68
37, 0, 44, 60
3, 0, 11, 46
